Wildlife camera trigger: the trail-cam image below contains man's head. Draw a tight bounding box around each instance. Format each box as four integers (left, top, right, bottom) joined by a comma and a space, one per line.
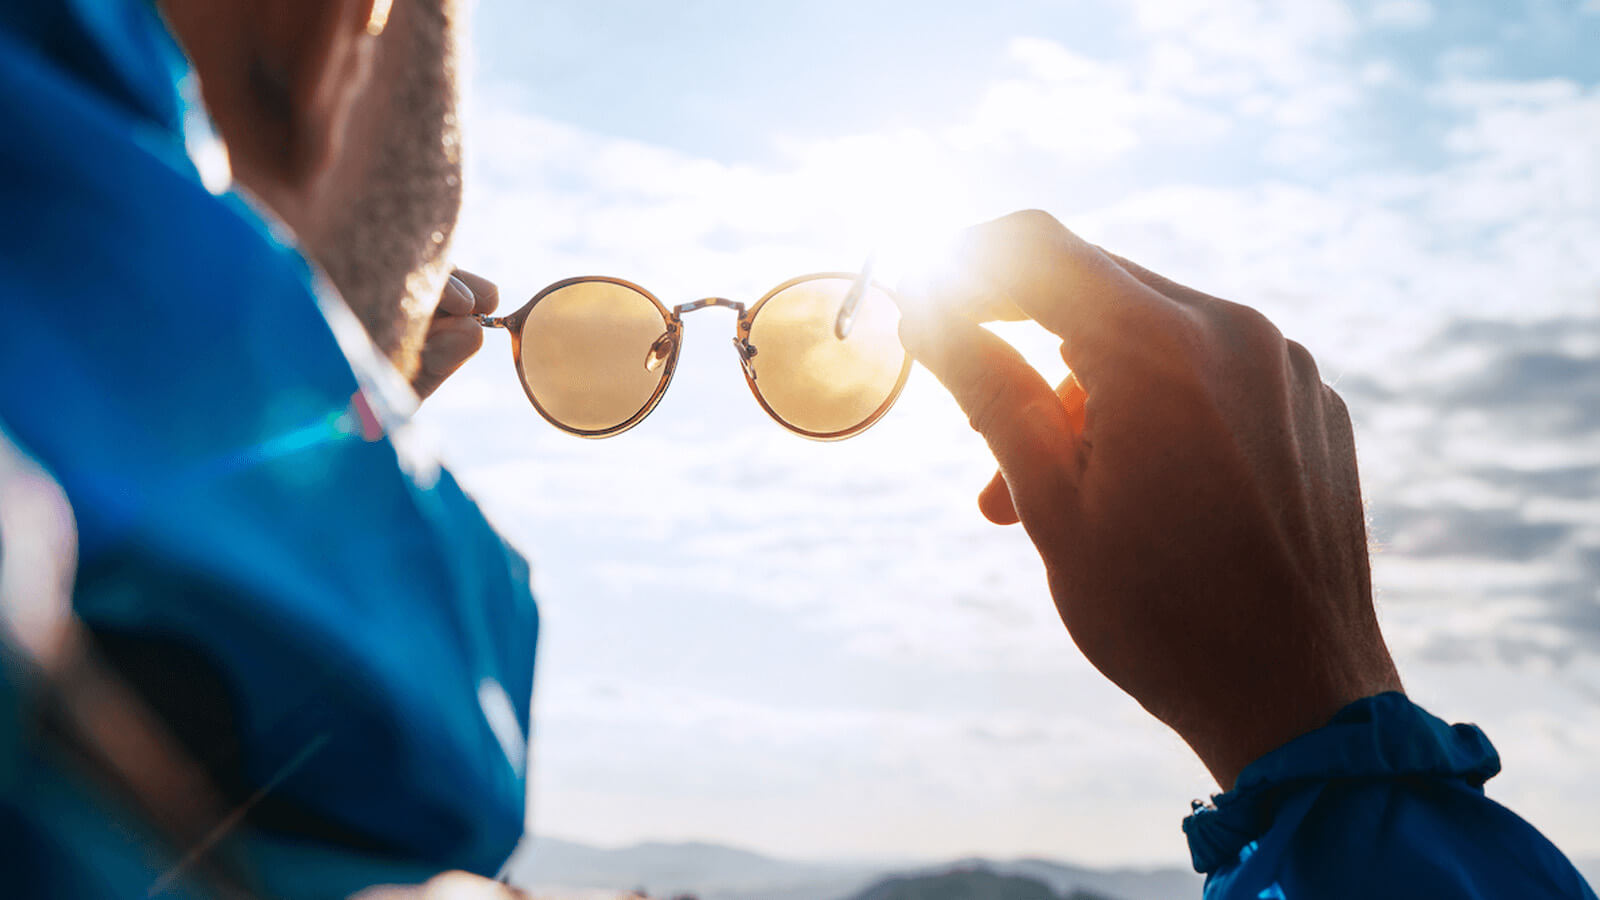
160, 0, 464, 377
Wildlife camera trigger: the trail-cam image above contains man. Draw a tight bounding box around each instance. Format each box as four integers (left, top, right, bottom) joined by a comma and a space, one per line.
0, 0, 531, 896
0, 1, 1592, 899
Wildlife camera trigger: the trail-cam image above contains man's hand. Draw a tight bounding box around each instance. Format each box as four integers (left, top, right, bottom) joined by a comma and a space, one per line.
900, 210, 1403, 790
412, 270, 500, 400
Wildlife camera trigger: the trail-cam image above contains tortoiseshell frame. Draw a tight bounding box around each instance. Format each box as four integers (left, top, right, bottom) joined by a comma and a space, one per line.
478, 273, 913, 441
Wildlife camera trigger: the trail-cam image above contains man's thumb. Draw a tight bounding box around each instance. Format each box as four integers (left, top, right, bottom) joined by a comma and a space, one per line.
898, 310, 1078, 515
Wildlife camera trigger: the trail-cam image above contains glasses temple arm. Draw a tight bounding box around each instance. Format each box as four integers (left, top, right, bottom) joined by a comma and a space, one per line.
834, 253, 876, 340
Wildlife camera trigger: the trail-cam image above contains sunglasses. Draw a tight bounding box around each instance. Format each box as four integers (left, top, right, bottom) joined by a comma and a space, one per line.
476, 271, 911, 440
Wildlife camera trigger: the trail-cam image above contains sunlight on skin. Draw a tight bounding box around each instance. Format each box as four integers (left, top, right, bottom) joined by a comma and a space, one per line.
876, 228, 1074, 441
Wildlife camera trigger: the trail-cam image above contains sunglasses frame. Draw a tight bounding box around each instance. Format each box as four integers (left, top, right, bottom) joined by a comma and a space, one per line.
478, 273, 912, 441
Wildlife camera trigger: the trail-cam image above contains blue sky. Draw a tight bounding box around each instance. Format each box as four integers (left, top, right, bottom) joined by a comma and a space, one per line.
422, 0, 1600, 869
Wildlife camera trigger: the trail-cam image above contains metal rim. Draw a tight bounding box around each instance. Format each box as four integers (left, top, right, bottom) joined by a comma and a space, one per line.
739, 273, 913, 441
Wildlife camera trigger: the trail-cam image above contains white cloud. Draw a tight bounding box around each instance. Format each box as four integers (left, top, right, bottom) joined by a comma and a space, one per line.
525, 676, 1205, 861
959, 38, 1231, 160
1360, 60, 1401, 87
434, 0, 1600, 866
964, 49, 1142, 160
1370, 0, 1436, 29
1119, 0, 1367, 171
1127, 0, 1359, 57
1127, 0, 1358, 95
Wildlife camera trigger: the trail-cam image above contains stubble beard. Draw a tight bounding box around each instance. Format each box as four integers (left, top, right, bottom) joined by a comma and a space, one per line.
316, 0, 463, 381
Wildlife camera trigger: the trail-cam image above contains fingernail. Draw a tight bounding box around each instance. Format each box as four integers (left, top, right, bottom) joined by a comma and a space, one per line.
448, 273, 475, 302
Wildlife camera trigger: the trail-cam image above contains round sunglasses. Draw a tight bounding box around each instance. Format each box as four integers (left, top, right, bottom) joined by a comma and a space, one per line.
476, 272, 912, 440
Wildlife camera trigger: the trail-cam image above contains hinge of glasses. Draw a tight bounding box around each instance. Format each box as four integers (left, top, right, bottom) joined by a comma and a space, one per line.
733, 336, 758, 382
475, 314, 508, 328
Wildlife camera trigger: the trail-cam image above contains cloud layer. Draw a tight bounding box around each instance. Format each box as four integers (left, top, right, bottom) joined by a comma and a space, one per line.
428, 0, 1600, 867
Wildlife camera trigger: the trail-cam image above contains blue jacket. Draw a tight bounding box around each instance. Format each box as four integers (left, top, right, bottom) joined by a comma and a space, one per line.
0, 1, 538, 896
1185, 693, 1597, 899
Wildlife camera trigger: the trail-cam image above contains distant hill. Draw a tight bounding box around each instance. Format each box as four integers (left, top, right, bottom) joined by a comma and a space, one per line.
954, 858, 1201, 900
507, 836, 895, 900
507, 836, 1201, 900
847, 867, 1114, 900
507, 836, 1600, 900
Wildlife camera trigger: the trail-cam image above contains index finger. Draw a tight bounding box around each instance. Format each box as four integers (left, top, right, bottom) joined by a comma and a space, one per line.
931, 210, 1181, 381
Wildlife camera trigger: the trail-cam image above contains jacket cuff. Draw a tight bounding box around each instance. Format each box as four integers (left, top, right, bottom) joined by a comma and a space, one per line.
1182, 692, 1500, 873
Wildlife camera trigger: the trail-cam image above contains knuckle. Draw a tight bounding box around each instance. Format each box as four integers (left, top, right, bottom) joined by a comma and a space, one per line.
1010, 208, 1064, 232
1321, 382, 1350, 417
997, 209, 1072, 251
1285, 339, 1320, 379
475, 282, 501, 314
1125, 303, 1207, 378
964, 367, 1018, 435
1229, 302, 1283, 344
1199, 300, 1285, 362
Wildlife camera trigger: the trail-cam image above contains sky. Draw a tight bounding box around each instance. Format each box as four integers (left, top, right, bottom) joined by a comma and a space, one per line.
419, 0, 1600, 870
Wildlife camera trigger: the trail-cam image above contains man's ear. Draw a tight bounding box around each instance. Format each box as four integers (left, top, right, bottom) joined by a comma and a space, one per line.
243, 0, 384, 188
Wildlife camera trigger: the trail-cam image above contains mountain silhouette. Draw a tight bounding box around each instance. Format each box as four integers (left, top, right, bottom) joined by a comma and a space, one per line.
508, 836, 1201, 900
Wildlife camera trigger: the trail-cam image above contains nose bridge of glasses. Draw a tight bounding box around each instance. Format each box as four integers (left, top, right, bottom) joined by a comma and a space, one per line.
674, 296, 746, 316
666, 296, 760, 380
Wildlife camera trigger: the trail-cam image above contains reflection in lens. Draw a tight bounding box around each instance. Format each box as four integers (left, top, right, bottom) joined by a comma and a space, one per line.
746, 278, 908, 436
519, 281, 672, 433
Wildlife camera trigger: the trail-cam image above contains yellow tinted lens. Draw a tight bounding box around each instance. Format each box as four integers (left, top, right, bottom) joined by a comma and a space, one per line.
518, 281, 673, 433
746, 278, 908, 436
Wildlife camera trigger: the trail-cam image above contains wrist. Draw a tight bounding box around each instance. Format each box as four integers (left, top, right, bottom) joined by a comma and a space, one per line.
1174, 651, 1404, 791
